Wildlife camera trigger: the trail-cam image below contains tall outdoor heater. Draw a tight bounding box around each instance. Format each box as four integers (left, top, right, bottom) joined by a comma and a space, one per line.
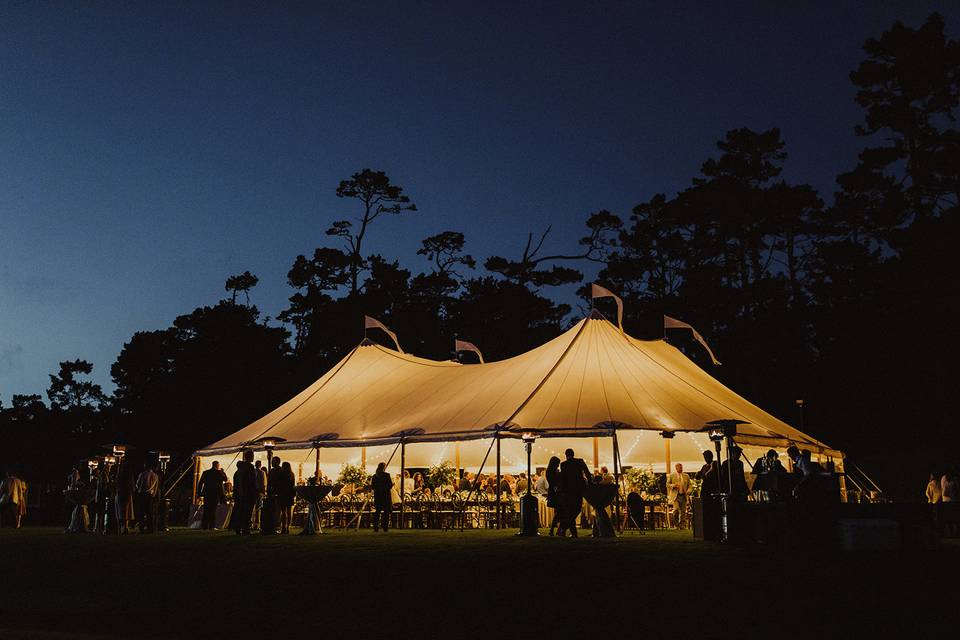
255, 437, 285, 535
705, 420, 747, 543
151, 450, 171, 532
706, 426, 727, 542
517, 432, 539, 536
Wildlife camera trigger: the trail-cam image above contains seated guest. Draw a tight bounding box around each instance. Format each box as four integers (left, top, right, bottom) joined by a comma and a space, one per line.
599, 466, 614, 485
499, 475, 512, 496
412, 472, 425, 494
535, 471, 549, 498
515, 473, 528, 495
458, 473, 472, 492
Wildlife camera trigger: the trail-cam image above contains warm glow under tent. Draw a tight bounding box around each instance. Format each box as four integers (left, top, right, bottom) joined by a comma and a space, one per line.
195, 313, 842, 480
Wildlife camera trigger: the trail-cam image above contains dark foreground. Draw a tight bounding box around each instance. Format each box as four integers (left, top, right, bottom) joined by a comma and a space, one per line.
1, 527, 958, 639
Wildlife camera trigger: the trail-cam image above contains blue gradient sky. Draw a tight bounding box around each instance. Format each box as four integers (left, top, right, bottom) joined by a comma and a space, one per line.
0, 2, 954, 399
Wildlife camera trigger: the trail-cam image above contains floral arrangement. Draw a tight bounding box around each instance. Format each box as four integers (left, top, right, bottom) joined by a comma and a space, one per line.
337, 463, 369, 491
427, 461, 457, 488
624, 466, 665, 504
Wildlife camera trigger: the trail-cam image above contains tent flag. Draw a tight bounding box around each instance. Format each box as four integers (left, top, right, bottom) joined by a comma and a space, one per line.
591, 283, 623, 331
663, 315, 721, 365
364, 315, 403, 353
454, 339, 484, 363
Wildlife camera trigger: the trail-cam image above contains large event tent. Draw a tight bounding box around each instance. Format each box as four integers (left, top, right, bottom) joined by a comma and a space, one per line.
194, 313, 842, 483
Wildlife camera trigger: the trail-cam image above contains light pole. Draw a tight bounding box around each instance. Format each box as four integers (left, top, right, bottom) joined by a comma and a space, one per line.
517, 432, 539, 536
795, 399, 805, 433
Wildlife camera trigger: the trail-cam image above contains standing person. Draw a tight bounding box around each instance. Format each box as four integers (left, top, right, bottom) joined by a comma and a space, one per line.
942, 469, 959, 503
232, 450, 257, 535
720, 447, 749, 499
559, 449, 592, 537
925, 472, 942, 504
253, 460, 267, 531
667, 463, 691, 529
371, 463, 393, 532
197, 461, 226, 530
278, 461, 296, 534
545, 457, 563, 535
135, 462, 159, 533
115, 458, 135, 534
1, 470, 28, 529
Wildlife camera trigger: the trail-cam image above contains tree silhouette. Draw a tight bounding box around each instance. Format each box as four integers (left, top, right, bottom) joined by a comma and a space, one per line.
326, 169, 417, 296
225, 271, 260, 305
484, 211, 620, 289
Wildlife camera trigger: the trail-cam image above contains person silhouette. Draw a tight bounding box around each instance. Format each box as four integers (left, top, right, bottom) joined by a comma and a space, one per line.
371, 463, 394, 532
558, 448, 592, 537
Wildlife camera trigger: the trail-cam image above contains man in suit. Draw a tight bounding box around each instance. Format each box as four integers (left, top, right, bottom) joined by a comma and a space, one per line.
371, 463, 394, 532
667, 463, 691, 528
196, 461, 226, 530
232, 450, 257, 535
559, 448, 592, 537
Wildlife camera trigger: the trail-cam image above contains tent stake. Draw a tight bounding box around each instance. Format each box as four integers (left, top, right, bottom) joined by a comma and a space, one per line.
495, 435, 502, 529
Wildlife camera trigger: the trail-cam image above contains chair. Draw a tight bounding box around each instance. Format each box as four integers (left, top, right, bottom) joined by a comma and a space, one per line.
625, 492, 646, 535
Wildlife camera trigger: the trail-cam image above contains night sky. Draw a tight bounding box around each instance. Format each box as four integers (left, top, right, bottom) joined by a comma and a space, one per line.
0, 2, 954, 398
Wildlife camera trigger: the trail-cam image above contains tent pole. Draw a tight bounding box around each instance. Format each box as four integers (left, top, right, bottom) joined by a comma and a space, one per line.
495, 435, 502, 530
455, 443, 461, 484
592, 436, 599, 473
399, 440, 406, 530
191, 457, 200, 505
314, 447, 320, 482
612, 432, 621, 532
663, 432, 673, 528
460, 436, 497, 532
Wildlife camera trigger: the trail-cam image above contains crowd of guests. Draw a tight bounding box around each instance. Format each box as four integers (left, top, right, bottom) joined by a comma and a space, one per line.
59, 458, 163, 534
197, 450, 298, 535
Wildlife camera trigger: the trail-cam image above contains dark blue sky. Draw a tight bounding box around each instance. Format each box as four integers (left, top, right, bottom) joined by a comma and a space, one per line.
0, 1, 954, 398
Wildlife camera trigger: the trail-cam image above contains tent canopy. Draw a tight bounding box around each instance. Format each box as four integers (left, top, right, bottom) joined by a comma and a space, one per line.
197, 314, 840, 458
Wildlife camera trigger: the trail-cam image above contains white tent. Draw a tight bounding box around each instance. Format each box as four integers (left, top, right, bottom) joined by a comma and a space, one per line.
195, 313, 841, 480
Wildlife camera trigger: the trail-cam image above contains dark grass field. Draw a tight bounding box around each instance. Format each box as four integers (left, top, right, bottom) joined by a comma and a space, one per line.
1, 527, 958, 639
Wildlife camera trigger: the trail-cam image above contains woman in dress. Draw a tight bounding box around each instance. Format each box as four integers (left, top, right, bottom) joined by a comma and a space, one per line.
545, 456, 563, 536
412, 472, 425, 495
278, 461, 296, 534
1, 470, 28, 528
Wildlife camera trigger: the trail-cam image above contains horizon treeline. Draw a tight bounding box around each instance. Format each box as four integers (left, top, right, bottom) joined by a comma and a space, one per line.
1, 14, 957, 500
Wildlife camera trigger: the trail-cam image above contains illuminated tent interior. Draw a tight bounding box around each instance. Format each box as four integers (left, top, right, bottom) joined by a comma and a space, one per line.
195, 313, 842, 481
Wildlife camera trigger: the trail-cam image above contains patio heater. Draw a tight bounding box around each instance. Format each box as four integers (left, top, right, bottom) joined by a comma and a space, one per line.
101, 453, 117, 535
255, 437, 285, 535
517, 432, 539, 537
151, 450, 171, 532
86, 458, 99, 483
706, 420, 746, 543
707, 427, 727, 542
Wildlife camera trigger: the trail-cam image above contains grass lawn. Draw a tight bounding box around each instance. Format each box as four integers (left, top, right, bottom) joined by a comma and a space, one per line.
1, 526, 958, 639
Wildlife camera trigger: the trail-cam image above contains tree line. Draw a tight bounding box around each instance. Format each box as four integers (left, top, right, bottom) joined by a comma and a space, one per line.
1, 14, 957, 499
